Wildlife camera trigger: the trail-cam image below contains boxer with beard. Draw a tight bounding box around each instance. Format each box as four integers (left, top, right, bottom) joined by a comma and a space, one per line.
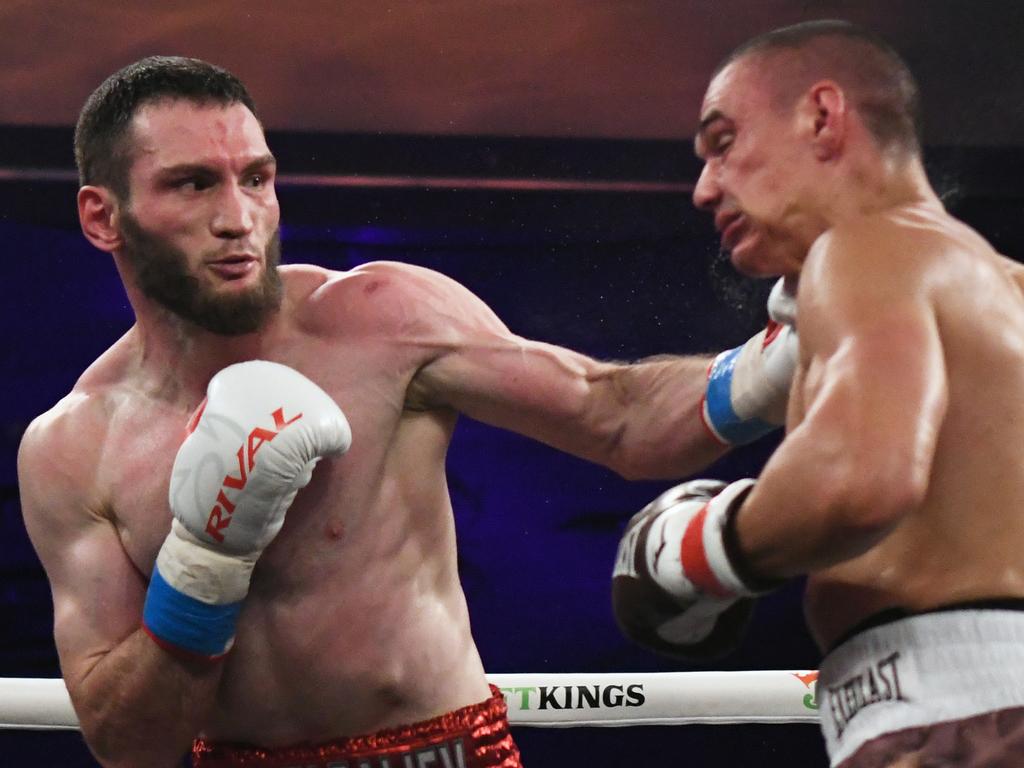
118, 208, 283, 335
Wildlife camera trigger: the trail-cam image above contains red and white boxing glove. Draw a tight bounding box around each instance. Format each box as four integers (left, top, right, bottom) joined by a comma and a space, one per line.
143, 361, 352, 659
612, 478, 770, 659
702, 278, 799, 445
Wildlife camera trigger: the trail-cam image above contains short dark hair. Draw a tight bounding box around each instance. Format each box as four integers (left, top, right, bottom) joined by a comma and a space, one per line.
717, 20, 922, 156
74, 56, 258, 198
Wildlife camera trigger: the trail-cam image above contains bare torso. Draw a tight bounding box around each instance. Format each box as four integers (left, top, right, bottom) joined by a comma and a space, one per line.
51, 262, 491, 744
795, 206, 1024, 649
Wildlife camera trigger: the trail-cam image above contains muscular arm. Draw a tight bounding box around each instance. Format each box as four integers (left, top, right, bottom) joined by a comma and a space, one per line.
392, 264, 727, 479
18, 404, 221, 768
420, 338, 723, 479
730, 226, 949, 579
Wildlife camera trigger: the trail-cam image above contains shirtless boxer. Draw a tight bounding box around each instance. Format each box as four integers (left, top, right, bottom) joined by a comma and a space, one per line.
612, 21, 1024, 768
16, 57, 796, 768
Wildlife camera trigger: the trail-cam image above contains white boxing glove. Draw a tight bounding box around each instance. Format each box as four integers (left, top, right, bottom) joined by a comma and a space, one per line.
766, 275, 798, 326
143, 361, 351, 659
702, 278, 799, 445
612, 478, 772, 659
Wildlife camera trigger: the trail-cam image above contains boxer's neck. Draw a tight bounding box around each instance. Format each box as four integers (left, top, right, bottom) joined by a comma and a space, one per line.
124, 280, 284, 403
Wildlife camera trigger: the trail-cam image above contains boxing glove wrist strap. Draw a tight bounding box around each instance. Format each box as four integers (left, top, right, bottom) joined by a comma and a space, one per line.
679, 479, 781, 597
143, 569, 242, 659
142, 520, 256, 659
702, 340, 778, 445
676, 479, 753, 597
720, 496, 785, 594
703, 317, 800, 446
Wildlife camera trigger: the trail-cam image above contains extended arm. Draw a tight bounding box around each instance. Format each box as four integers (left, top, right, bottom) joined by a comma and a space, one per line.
417, 335, 725, 479
403, 264, 795, 479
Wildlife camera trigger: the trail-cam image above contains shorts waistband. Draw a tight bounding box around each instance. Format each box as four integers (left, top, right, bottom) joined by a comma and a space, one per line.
192, 686, 521, 768
819, 609, 1024, 767
827, 597, 1024, 653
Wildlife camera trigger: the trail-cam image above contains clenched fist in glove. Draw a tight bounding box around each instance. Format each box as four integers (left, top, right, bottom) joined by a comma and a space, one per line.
143, 361, 352, 659
612, 478, 775, 659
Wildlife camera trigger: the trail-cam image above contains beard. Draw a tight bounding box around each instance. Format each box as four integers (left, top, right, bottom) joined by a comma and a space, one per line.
119, 212, 283, 335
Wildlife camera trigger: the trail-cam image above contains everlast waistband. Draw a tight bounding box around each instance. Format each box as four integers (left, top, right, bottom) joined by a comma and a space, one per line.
819, 609, 1024, 767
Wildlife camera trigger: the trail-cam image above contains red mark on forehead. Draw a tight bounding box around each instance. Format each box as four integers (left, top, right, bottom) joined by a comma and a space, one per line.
133, 101, 269, 170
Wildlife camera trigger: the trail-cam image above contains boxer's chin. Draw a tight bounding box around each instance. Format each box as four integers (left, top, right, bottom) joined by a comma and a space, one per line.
728, 230, 797, 278
182, 272, 282, 335
121, 215, 283, 335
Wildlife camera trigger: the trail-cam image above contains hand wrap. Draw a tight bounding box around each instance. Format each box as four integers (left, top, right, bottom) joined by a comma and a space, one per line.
702, 278, 798, 445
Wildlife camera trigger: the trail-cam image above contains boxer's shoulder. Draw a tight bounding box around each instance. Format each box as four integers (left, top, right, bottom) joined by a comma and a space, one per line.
814, 211, 928, 264
290, 261, 492, 339
292, 260, 464, 302
20, 334, 152, 495
19, 392, 85, 476
806, 208, 975, 303
17, 387, 109, 535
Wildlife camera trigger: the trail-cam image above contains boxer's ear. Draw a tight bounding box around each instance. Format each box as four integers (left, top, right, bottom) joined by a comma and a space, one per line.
798, 80, 847, 161
78, 186, 123, 253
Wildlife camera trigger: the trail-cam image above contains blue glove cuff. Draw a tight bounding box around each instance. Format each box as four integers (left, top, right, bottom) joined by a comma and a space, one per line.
704, 346, 775, 445
143, 566, 242, 658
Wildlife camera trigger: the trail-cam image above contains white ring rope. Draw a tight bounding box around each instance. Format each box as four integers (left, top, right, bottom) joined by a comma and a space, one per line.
0, 671, 820, 731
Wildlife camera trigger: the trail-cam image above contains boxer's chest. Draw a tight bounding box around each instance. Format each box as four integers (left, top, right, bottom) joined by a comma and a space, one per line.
102, 339, 424, 574
103, 409, 189, 575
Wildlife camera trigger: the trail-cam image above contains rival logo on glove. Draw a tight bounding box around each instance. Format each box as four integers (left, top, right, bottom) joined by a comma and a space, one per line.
205, 407, 303, 543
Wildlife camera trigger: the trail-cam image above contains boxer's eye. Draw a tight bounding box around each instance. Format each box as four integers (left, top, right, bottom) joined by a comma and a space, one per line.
711, 133, 734, 157
173, 176, 213, 193
244, 172, 274, 190
174, 179, 203, 192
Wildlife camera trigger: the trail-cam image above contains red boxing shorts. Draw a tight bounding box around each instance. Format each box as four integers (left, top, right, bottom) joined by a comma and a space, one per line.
192, 686, 521, 768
